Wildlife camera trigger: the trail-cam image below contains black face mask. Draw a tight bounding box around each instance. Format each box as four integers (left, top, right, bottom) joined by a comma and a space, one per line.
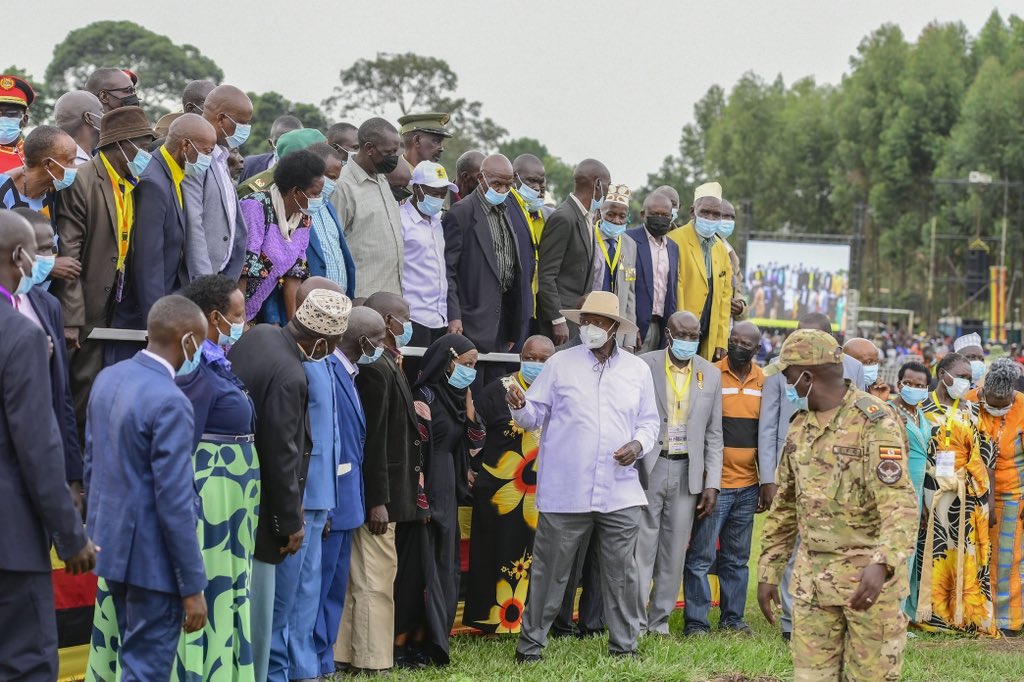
376, 153, 400, 174
391, 185, 413, 203
118, 94, 141, 107
645, 215, 673, 237
727, 344, 755, 366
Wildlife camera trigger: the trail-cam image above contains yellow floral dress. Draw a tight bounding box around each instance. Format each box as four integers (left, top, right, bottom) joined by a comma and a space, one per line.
914, 396, 998, 635
464, 373, 540, 633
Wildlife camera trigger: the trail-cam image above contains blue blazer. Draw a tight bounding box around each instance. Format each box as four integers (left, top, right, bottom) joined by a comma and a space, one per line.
84, 352, 207, 597
626, 226, 679, 345
0, 303, 88, 572
239, 152, 273, 183
328, 354, 366, 530
307, 201, 357, 299
26, 287, 81, 481
503, 194, 536, 350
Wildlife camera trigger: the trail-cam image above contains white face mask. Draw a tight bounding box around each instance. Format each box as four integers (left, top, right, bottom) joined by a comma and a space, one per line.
580, 323, 610, 349
984, 402, 1012, 417
943, 371, 970, 400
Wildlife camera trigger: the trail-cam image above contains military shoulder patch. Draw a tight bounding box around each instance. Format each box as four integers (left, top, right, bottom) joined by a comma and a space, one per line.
878, 446, 903, 460
876, 460, 903, 485
855, 396, 886, 422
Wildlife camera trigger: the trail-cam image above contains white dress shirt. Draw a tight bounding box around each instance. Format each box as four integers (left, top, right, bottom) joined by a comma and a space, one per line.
141, 349, 175, 378
511, 344, 660, 514
648, 231, 670, 316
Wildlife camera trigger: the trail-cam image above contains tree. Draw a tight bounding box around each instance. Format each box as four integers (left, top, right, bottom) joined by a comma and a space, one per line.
497, 137, 575, 201
44, 21, 223, 121
243, 91, 329, 155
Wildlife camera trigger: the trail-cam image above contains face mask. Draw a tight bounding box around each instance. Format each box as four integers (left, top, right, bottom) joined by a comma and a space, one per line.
216, 311, 244, 347
727, 343, 755, 366
47, 160, 77, 191
863, 364, 879, 386
177, 336, 202, 377
417, 193, 445, 217
0, 117, 21, 145
984, 402, 1012, 417
322, 177, 337, 199
120, 141, 151, 177
390, 318, 413, 348
448, 362, 477, 390
671, 207, 679, 224
518, 182, 545, 211
590, 195, 603, 212
944, 372, 970, 400
970, 360, 986, 383
31, 254, 55, 285
301, 189, 324, 216
670, 337, 699, 361
785, 372, 812, 411
580, 323, 611, 349
645, 215, 673, 237
481, 177, 508, 206
357, 338, 384, 365
900, 384, 929, 406
184, 140, 212, 177
12, 247, 33, 295
520, 360, 544, 385
718, 219, 736, 239
119, 94, 140, 107
694, 216, 720, 239
599, 219, 626, 239
302, 338, 329, 363
375, 152, 400, 174
224, 116, 251, 149
391, 185, 412, 203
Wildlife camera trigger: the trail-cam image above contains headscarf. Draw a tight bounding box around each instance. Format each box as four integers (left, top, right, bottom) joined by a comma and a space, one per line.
415, 333, 476, 422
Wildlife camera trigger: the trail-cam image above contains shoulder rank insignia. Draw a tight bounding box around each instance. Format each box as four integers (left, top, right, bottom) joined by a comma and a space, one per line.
855, 396, 886, 422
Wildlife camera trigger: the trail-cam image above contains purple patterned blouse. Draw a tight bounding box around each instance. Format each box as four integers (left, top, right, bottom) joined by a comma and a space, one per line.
241, 191, 310, 321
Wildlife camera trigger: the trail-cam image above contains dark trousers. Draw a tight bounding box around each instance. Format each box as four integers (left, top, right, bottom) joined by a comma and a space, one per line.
553, 533, 605, 635
315, 528, 355, 676
0, 570, 58, 682
404, 321, 447, 385
106, 580, 183, 682
69, 337, 105, 444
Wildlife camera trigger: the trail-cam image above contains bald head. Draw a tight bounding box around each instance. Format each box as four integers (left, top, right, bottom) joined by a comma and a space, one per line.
85, 68, 135, 113
53, 90, 103, 141
364, 291, 410, 320
654, 185, 680, 209
521, 334, 555, 362
201, 85, 254, 146
513, 154, 544, 176
456, 150, 485, 195
843, 337, 880, 367
798, 312, 833, 334
340, 307, 386, 363
732, 321, 761, 345
164, 113, 217, 167
182, 80, 216, 114
573, 159, 611, 204
0, 209, 34, 253
296, 276, 343, 308
643, 191, 673, 214
147, 294, 206, 347
479, 154, 514, 195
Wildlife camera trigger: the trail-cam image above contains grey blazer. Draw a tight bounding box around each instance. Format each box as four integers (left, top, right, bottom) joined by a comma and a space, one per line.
638, 350, 723, 495
182, 153, 248, 280
599, 233, 639, 349
757, 354, 865, 483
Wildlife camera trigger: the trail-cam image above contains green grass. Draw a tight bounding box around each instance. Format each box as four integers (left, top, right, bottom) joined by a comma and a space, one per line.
327, 518, 1024, 681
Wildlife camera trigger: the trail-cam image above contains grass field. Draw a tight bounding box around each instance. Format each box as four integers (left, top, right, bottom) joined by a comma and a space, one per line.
328, 518, 1024, 681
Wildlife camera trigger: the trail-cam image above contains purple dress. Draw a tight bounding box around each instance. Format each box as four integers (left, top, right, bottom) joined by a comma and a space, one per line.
241, 191, 310, 322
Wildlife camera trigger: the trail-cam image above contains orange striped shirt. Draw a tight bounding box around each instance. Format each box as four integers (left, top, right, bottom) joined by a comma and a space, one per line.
714, 358, 764, 489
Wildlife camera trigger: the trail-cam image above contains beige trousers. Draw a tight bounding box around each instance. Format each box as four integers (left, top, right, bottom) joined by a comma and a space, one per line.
334, 523, 398, 670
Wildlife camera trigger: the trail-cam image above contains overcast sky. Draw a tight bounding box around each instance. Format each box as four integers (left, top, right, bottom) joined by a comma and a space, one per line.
11, 1, 1013, 189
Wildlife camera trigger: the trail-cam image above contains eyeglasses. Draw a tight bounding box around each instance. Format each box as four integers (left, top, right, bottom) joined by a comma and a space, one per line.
104, 86, 137, 96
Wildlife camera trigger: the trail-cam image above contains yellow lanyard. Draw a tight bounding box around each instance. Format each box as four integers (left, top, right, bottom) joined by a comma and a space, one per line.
665, 352, 693, 405
100, 152, 136, 273
932, 391, 959, 448
595, 226, 622, 276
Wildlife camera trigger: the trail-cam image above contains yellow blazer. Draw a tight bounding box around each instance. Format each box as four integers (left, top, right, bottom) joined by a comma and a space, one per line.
668, 221, 733, 359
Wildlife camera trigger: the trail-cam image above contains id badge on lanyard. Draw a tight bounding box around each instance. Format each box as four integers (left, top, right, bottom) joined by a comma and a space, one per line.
668, 424, 688, 454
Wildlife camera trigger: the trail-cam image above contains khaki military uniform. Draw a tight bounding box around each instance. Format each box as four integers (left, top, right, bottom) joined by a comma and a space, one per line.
237, 168, 273, 199
759, 386, 919, 682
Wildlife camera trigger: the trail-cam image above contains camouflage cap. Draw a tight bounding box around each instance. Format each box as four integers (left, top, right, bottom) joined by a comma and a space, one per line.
777, 329, 842, 370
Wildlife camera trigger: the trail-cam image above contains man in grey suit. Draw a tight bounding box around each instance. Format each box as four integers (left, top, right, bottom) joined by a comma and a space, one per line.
536, 158, 610, 345
758, 311, 864, 640
636, 311, 724, 635
182, 84, 253, 280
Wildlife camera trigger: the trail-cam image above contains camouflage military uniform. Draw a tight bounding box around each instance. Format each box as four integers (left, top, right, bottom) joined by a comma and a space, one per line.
758, 330, 919, 682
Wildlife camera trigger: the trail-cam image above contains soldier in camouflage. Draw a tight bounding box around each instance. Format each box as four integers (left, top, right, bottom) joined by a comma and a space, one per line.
757, 329, 919, 682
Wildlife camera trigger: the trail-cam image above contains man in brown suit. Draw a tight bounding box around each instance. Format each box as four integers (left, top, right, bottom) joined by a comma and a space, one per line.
51, 106, 154, 437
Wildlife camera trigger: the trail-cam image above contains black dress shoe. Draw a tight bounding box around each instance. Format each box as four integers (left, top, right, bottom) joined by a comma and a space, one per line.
610, 650, 639, 659
514, 651, 542, 664
782, 631, 792, 642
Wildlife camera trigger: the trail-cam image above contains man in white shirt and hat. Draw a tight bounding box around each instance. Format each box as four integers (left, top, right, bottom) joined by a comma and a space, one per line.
506, 291, 660, 662
953, 332, 986, 386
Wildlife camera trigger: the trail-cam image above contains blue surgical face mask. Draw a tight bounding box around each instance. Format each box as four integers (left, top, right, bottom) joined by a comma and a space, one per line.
718, 219, 735, 239
12, 247, 33, 295
785, 371, 811, 411
357, 337, 384, 365
518, 181, 545, 212
31, 254, 55, 285
694, 216, 720, 239
0, 116, 22, 145
482, 177, 508, 206
863, 364, 879, 386
599, 219, 626, 239
322, 176, 338, 199
448, 362, 477, 390
224, 115, 251, 149
520, 360, 544, 385
177, 335, 202, 377
184, 140, 213, 177
47, 160, 77, 191
417, 193, 445, 217
390, 318, 413, 348
669, 336, 699, 361
120, 140, 152, 177
301, 189, 324, 216
900, 384, 928, 406
970, 360, 986, 383
216, 311, 244, 347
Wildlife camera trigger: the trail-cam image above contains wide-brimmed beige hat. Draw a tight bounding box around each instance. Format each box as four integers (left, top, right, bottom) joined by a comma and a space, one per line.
560, 291, 638, 335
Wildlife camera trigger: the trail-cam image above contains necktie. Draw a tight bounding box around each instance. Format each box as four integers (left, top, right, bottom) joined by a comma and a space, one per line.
603, 238, 617, 292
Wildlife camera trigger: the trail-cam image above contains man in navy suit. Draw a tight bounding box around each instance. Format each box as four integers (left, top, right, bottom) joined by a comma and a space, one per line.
84, 294, 209, 681
314, 306, 374, 677
106, 113, 218, 364
0, 210, 96, 682
626, 190, 679, 353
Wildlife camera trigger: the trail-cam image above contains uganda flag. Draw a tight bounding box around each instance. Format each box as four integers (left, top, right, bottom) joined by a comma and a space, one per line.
51, 547, 96, 681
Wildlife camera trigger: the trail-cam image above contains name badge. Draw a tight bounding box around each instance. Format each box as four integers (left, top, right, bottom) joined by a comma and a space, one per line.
935, 450, 955, 479
337, 463, 352, 477
668, 424, 688, 455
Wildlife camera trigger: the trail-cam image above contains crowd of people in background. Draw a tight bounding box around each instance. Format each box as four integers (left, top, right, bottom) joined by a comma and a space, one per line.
746, 262, 848, 322
1, 66, 1023, 682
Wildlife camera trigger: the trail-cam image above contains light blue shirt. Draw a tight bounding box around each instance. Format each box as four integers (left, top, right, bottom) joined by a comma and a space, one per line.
311, 205, 348, 292
302, 360, 341, 510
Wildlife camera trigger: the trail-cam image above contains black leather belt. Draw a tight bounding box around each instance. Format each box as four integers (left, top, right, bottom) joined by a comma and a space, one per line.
660, 450, 689, 461
201, 433, 255, 444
